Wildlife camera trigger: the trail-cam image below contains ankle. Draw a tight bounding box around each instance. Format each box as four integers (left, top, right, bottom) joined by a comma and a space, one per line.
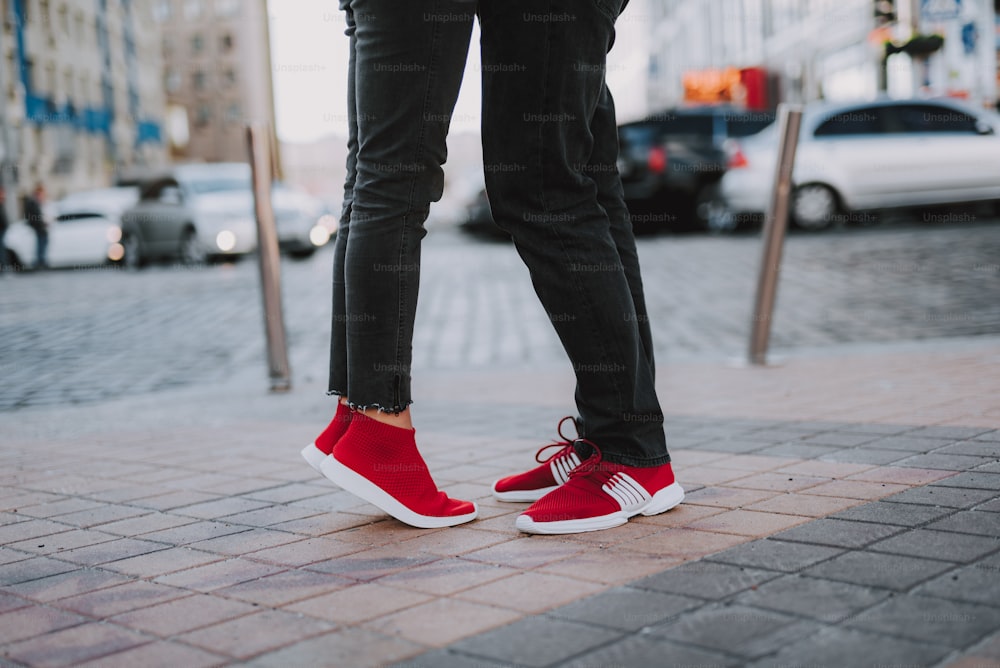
361, 407, 413, 430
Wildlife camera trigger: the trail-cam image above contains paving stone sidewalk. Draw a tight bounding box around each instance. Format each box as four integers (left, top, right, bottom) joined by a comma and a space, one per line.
2, 337, 1000, 667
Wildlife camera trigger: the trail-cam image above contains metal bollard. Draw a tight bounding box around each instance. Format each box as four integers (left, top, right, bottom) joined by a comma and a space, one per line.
748, 103, 803, 366
247, 124, 292, 392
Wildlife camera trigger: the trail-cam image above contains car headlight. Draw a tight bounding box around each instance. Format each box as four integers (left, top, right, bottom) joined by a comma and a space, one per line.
318, 213, 339, 234
107, 243, 125, 261
309, 225, 331, 247
106, 226, 123, 243
216, 230, 237, 252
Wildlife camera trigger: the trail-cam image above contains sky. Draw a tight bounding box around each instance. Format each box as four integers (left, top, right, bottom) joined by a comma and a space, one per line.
268, 0, 651, 144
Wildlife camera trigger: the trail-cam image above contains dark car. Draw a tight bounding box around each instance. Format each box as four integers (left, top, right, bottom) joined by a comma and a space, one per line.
460, 188, 510, 240
617, 107, 775, 231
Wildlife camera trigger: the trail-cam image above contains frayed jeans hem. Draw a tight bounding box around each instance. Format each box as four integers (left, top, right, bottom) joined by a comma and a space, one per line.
326, 390, 412, 416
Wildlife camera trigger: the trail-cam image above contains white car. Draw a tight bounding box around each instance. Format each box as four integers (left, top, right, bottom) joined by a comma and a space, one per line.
56, 187, 139, 225
720, 98, 1000, 230
3, 212, 125, 270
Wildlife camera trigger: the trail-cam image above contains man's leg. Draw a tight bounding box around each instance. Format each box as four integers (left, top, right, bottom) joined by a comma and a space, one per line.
36, 232, 48, 269
480, 0, 667, 466
589, 82, 655, 373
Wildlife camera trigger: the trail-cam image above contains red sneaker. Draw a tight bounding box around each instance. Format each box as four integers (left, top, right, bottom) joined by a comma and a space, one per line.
516, 443, 683, 535
301, 402, 353, 473
320, 413, 477, 529
492, 417, 583, 502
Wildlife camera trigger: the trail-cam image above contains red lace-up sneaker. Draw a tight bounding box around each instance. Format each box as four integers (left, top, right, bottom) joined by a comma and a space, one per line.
492, 417, 584, 502
516, 442, 683, 535
301, 402, 353, 473
320, 413, 478, 529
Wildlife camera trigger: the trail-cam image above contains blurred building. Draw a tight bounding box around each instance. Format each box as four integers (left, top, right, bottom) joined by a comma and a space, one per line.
645, 0, 997, 111
155, 0, 278, 166
0, 0, 166, 199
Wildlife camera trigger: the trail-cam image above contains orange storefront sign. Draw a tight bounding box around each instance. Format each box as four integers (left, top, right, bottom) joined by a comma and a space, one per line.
682, 67, 771, 110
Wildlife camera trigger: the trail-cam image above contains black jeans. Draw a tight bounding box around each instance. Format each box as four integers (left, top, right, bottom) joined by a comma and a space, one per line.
328, 0, 476, 412
478, 0, 669, 466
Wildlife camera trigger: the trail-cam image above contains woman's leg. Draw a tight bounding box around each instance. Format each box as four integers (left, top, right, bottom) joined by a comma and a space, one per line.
342, 0, 475, 415
316, 0, 479, 528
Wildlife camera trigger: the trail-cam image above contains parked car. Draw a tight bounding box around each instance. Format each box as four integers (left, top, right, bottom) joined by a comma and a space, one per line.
3, 211, 125, 270
271, 185, 337, 258
55, 186, 139, 225
120, 163, 256, 266
720, 97, 1000, 231
617, 106, 775, 231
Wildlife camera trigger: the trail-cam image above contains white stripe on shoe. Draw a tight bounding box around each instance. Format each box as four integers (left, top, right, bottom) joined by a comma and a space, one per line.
551, 450, 581, 485
602, 472, 652, 510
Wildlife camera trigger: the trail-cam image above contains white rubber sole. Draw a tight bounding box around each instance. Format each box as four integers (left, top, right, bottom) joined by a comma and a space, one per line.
491, 482, 558, 503
320, 457, 478, 529
515, 482, 685, 535
300, 442, 328, 473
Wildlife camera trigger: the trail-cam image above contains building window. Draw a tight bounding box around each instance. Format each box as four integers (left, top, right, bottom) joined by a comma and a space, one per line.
154, 0, 172, 22
24, 58, 35, 95
165, 68, 182, 93
39, 0, 51, 29
195, 102, 212, 127
215, 0, 240, 17
192, 70, 207, 90
222, 68, 237, 87
8, 55, 20, 101
45, 61, 56, 96
58, 4, 69, 34
191, 33, 204, 54
163, 36, 174, 58
225, 102, 241, 123
220, 33, 234, 51
184, 0, 203, 20
63, 67, 72, 103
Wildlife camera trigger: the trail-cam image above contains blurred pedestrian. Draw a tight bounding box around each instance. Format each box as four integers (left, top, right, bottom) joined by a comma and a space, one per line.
480, 0, 683, 534
300, 0, 479, 529
0, 187, 8, 274
23, 184, 49, 270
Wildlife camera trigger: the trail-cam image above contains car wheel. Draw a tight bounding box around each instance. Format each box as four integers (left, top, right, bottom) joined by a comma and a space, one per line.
792, 184, 837, 231
3, 249, 23, 272
179, 229, 207, 266
288, 248, 316, 260
122, 234, 144, 270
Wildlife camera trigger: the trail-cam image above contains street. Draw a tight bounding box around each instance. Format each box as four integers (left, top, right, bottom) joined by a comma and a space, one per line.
2, 216, 1000, 412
